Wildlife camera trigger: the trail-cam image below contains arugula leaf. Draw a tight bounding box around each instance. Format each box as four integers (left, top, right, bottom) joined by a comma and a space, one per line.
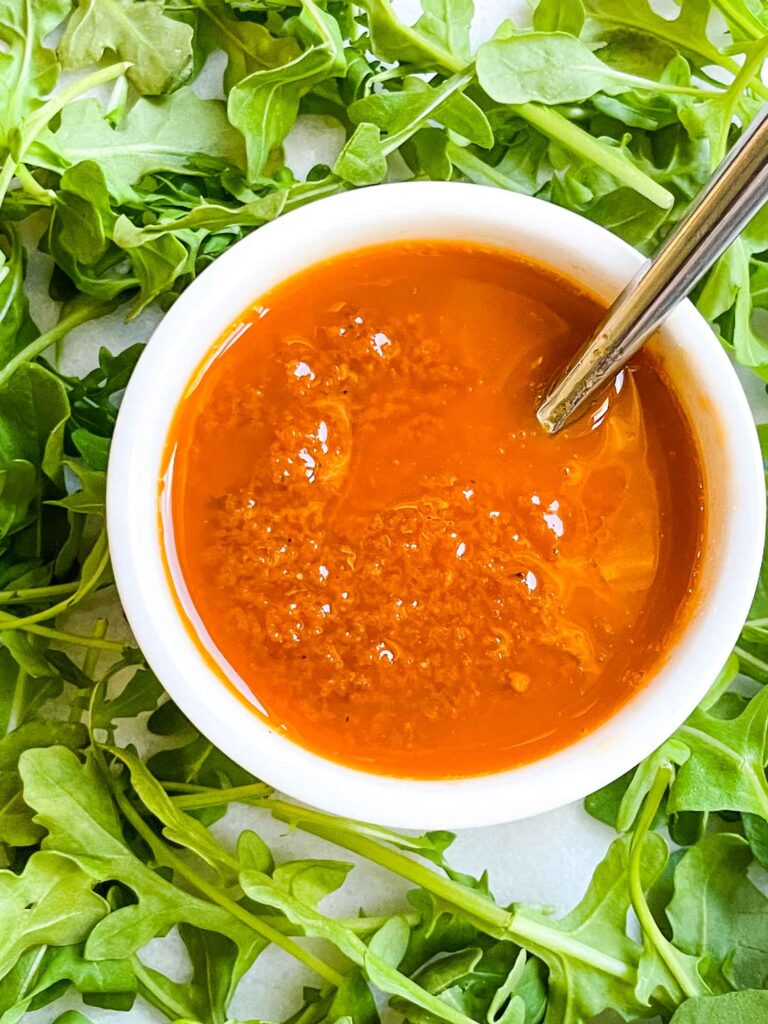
18, 746, 266, 966
0, 851, 107, 981
0, 720, 88, 847
413, 0, 474, 65
0, 0, 71, 148
228, 0, 346, 180
476, 32, 706, 106
533, 0, 585, 35
669, 989, 768, 1023
348, 77, 493, 149
240, 868, 481, 1024
31, 91, 246, 202
0, 226, 38, 369
59, 0, 195, 96
333, 123, 388, 185
663, 834, 768, 993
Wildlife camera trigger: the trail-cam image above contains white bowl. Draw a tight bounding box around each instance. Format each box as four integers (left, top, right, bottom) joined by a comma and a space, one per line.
108, 182, 765, 830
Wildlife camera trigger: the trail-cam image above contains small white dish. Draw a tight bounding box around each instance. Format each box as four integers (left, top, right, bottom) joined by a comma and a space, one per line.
108, 182, 765, 830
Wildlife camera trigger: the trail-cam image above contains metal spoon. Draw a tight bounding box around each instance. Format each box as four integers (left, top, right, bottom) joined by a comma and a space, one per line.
537, 105, 768, 434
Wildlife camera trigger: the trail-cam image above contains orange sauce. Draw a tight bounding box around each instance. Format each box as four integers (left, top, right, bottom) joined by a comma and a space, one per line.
163, 242, 704, 778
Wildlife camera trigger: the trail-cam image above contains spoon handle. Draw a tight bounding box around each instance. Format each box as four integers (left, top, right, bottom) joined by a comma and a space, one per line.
537, 105, 768, 434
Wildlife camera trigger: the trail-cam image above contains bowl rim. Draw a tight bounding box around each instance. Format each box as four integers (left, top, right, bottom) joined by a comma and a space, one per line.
107, 181, 766, 830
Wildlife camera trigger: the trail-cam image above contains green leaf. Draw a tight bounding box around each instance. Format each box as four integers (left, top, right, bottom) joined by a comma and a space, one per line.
0, 364, 70, 467
360, 0, 465, 72
0, 851, 107, 981
272, 859, 354, 908
228, 0, 346, 180
127, 233, 189, 315
0, 723, 88, 846
510, 834, 666, 1023
18, 746, 266, 967
195, 0, 300, 94
742, 811, 768, 868
476, 32, 693, 106
31, 90, 245, 202
664, 834, 768, 992
333, 123, 387, 185
106, 744, 240, 882
413, 0, 474, 64
0, 0, 71, 147
349, 79, 493, 149
59, 0, 194, 96
532, 0, 585, 35
91, 668, 164, 732
0, 227, 38, 370
669, 990, 768, 1023
583, 0, 725, 71
240, 869, 479, 1024
671, 685, 768, 818
0, 944, 136, 1021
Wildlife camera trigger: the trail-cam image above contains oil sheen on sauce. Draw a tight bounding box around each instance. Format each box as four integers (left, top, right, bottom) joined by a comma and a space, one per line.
163, 242, 705, 778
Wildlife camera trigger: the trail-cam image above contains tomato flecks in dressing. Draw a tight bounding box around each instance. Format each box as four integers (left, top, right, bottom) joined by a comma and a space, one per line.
164, 242, 704, 778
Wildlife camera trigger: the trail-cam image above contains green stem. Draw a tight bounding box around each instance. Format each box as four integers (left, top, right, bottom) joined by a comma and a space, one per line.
0, 617, 124, 652
420, 45, 674, 208
513, 102, 673, 208
0, 61, 132, 209
629, 765, 705, 1001
261, 799, 633, 980
170, 781, 273, 808
3, 534, 110, 629
283, 176, 346, 213
113, 786, 344, 988
711, 0, 766, 42
0, 299, 116, 388
0, 581, 81, 605
14, 164, 54, 205
712, 37, 768, 166
446, 142, 524, 191
734, 644, 768, 679
381, 70, 475, 155
84, 619, 108, 678
262, 911, 421, 935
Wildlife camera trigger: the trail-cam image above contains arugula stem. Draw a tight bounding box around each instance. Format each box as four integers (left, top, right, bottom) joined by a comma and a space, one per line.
734, 643, 768, 679
112, 785, 345, 988
413, 42, 674, 209
14, 164, 54, 205
512, 102, 673, 208
84, 618, 108, 678
712, 37, 768, 167
0, 615, 125, 652
0, 581, 81, 605
259, 799, 633, 980
710, 0, 766, 42
0, 61, 132, 209
170, 781, 273, 807
629, 765, 705, 1001
263, 911, 421, 934
0, 299, 117, 388
4, 534, 110, 629
445, 143, 524, 191
381, 70, 475, 155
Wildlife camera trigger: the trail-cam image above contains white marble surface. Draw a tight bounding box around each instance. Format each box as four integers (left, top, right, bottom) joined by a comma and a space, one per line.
25, 2, 768, 1021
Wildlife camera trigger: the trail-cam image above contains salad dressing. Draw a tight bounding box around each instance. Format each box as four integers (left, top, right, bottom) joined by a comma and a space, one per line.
163, 242, 704, 777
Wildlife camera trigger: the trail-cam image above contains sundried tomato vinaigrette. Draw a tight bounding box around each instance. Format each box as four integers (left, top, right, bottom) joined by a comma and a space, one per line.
162, 242, 704, 778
